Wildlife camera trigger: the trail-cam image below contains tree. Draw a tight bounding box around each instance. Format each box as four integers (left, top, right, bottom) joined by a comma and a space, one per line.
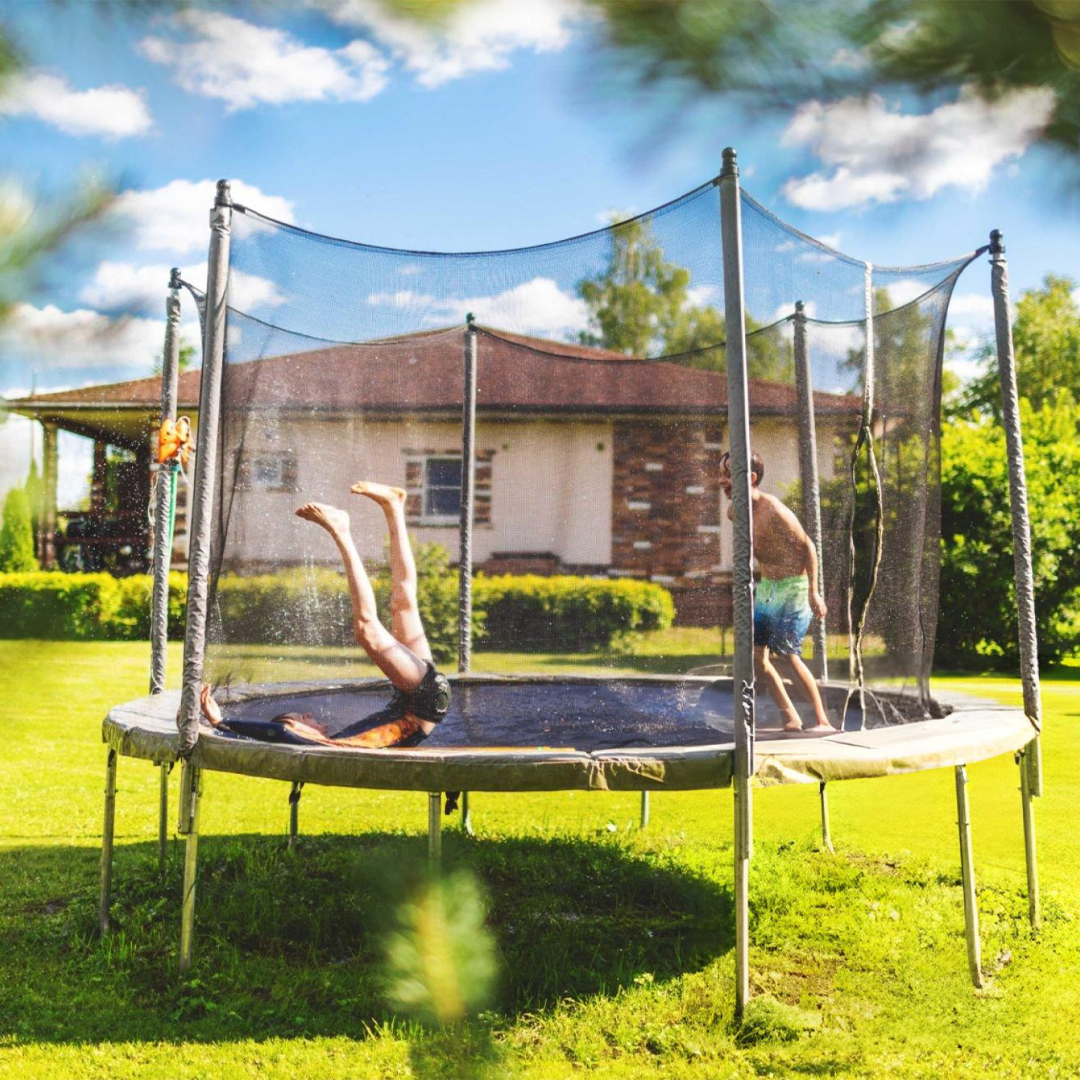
0, 486, 38, 572
575, 214, 791, 378
577, 215, 724, 357
23, 457, 42, 539
152, 338, 198, 377
938, 394, 1080, 668
963, 275, 1080, 415
586, 1, 1080, 172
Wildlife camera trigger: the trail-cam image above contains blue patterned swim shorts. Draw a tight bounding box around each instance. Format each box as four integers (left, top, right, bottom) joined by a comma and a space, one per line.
754, 575, 812, 655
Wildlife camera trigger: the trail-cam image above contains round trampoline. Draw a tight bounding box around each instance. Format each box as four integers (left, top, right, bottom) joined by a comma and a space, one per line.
103, 675, 1033, 793
97, 153, 1043, 1008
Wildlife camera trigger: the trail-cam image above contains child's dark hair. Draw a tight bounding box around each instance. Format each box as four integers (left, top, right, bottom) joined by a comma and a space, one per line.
720, 449, 764, 485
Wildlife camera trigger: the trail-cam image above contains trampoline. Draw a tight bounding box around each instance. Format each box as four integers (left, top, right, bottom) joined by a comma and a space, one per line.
98, 150, 1042, 1014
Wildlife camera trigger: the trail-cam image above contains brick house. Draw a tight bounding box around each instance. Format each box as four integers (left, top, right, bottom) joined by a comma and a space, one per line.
9, 327, 858, 624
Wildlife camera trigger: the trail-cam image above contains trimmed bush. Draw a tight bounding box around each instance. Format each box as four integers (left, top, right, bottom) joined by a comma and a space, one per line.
0, 563, 675, 655
0, 488, 38, 573
0, 572, 122, 639
474, 574, 675, 651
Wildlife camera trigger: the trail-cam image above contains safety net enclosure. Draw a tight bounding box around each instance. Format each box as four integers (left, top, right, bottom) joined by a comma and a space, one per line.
99, 153, 1043, 996
193, 176, 970, 730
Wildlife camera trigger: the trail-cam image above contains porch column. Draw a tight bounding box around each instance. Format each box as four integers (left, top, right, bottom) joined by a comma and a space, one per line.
41, 422, 58, 568
91, 440, 108, 515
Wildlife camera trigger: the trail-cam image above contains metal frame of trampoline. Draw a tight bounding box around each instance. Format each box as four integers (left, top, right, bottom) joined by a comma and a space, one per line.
98, 149, 1043, 1016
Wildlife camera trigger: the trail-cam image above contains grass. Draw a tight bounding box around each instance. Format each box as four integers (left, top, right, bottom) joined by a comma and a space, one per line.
1, 638, 1079, 1078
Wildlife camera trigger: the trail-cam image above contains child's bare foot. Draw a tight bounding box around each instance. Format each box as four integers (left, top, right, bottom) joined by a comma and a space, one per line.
809, 719, 837, 732
349, 481, 406, 509
782, 711, 804, 732
295, 502, 350, 536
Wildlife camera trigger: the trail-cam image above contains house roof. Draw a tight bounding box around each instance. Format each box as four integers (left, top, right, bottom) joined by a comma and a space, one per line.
7, 324, 861, 445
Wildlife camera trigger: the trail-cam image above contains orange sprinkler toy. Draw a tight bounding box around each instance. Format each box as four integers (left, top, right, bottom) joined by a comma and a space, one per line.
157, 416, 193, 466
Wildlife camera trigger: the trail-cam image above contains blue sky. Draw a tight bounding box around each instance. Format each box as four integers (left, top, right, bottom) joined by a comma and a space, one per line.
0, 0, 1077, 502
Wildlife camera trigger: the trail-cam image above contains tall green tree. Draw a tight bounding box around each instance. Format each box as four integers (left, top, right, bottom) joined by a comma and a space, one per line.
0, 486, 38, 572
938, 393, 1080, 667
23, 457, 42, 539
575, 214, 791, 378
964, 275, 1080, 415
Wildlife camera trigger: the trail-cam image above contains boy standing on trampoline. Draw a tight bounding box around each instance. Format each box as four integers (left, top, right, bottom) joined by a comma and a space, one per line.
200, 482, 451, 748
720, 450, 835, 732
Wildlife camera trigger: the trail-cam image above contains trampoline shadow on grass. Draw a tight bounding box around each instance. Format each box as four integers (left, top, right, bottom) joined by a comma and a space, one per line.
0, 832, 731, 1045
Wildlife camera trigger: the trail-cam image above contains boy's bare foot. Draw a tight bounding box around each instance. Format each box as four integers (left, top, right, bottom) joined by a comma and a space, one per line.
350, 481, 406, 509
200, 684, 224, 727
782, 710, 803, 732
295, 502, 350, 536
809, 720, 837, 732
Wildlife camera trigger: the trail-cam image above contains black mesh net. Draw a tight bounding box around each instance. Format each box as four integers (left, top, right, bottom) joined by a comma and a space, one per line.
191, 178, 973, 742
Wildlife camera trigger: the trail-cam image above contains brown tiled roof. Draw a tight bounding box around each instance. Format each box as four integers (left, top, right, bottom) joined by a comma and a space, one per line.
8, 325, 859, 417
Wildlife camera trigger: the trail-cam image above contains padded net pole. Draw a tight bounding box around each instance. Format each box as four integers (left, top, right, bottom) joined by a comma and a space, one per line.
793, 301, 828, 679
457, 315, 479, 833
178, 182, 232, 755
720, 146, 754, 1019
150, 269, 183, 696
989, 231, 1043, 795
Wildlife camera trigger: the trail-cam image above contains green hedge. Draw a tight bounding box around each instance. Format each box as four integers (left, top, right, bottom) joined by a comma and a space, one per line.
474, 574, 675, 651
0, 571, 187, 640
0, 566, 674, 655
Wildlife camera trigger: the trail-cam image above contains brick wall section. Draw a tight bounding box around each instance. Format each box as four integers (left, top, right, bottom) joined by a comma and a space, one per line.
611, 419, 728, 626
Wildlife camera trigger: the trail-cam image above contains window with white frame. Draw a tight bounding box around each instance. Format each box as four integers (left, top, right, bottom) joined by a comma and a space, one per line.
422, 456, 462, 522
237, 452, 298, 493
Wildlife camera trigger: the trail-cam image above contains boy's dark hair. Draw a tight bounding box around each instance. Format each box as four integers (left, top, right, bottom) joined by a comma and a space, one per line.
720, 449, 765, 485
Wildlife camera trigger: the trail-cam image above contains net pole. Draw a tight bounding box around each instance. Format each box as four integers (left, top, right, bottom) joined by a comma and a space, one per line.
793, 302, 828, 680
457, 315, 479, 834
150, 269, 183, 696
151, 269, 183, 878
720, 146, 754, 1020
177, 181, 232, 756
989, 231, 1043, 796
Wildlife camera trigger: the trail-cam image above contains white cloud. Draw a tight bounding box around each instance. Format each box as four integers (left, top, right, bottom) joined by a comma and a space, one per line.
0, 70, 152, 139
368, 275, 589, 337
112, 179, 295, 254
0, 303, 166, 370
327, 0, 580, 88
947, 293, 995, 324
80, 260, 283, 313
140, 11, 390, 111
782, 86, 1055, 211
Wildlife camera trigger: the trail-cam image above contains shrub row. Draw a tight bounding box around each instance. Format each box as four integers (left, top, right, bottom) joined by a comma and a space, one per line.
0, 567, 674, 657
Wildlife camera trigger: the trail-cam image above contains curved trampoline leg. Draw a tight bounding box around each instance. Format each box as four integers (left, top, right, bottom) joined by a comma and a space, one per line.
288, 782, 302, 849
1019, 747, 1040, 929
98, 749, 118, 935
428, 792, 442, 860
158, 763, 169, 877
461, 791, 474, 836
178, 762, 202, 974
954, 765, 983, 988
819, 782, 834, 853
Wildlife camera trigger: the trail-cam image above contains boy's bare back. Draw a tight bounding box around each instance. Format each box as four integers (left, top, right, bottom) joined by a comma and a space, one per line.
727, 491, 812, 579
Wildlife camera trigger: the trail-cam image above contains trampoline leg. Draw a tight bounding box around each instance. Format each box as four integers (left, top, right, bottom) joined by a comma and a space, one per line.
428, 792, 442, 860
157, 763, 169, 877
1019, 748, 1040, 929
733, 773, 752, 1018
819, 782, 834, 853
461, 791, 474, 836
178, 762, 202, 974
640, 790, 651, 829
954, 765, 983, 988
288, 782, 302, 849
98, 749, 118, 935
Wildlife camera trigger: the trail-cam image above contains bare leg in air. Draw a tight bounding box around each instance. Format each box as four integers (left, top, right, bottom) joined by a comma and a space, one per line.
201, 496, 437, 749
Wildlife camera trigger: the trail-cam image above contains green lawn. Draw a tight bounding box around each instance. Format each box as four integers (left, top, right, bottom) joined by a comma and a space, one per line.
1, 639, 1078, 1079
